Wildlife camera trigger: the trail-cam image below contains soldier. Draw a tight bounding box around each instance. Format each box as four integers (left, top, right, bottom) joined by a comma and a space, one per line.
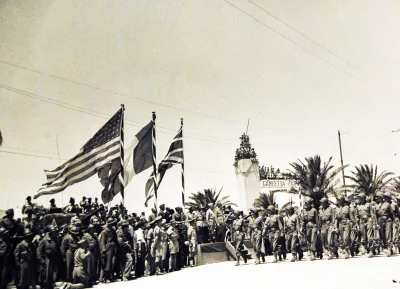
49, 199, 58, 212
151, 217, 165, 275
148, 208, 157, 223
349, 198, 360, 256
64, 198, 80, 214
285, 206, 301, 262
393, 197, 400, 254
92, 198, 99, 211
72, 238, 91, 287
196, 206, 208, 244
187, 218, 197, 267
158, 204, 168, 219
232, 211, 247, 266
82, 224, 100, 286
61, 226, 80, 282
335, 196, 351, 259
14, 228, 36, 289
116, 220, 134, 281
378, 192, 394, 256
0, 228, 10, 289
172, 207, 187, 269
37, 225, 60, 289
0, 208, 17, 237
263, 205, 283, 263
356, 193, 371, 255
206, 203, 216, 242
301, 198, 319, 261
79, 197, 88, 212
145, 220, 155, 276
319, 198, 336, 259
86, 198, 93, 214
99, 218, 117, 282
21, 196, 34, 216
166, 220, 179, 272
134, 221, 146, 278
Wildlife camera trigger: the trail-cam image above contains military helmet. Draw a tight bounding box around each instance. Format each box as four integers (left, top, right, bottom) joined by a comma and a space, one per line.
357, 193, 366, 199
23, 228, 34, 237
375, 192, 384, 198
69, 226, 80, 235
384, 192, 391, 199
320, 197, 328, 203
303, 197, 312, 204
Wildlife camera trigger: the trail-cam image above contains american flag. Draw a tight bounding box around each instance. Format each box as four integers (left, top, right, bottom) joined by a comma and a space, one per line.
34, 108, 124, 200
145, 124, 183, 206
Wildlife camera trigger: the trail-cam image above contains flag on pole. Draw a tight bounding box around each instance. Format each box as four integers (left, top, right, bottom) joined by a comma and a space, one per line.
34, 108, 123, 200
145, 123, 183, 206
123, 120, 154, 186
180, 118, 185, 206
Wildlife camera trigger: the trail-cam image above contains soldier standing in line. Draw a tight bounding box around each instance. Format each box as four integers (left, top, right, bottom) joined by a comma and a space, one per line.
166, 220, 179, 272
14, 228, 36, 289
173, 207, 187, 269
72, 238, 91, 287
61, 226, 80, 282
0, 228, 10, 289
134, 221, 146, 278
355, 193, 370, 255
82, 224, 99, 286
64, 198, 80, 214
252, 209, 265, 264
335, 196, 350, 259
301, 198, 319, 261
206, 203, 216, 243
160, 221, 169, 273
319, 198, 335, 259
151, 217, 165, 275
187, 218, 197, 267
145, 221, 155, 276
99, 218, 117, 283
233, 211, 246, 266
37, 226, 60, 289
378, 192, 394, 256
21, 197, 34, 216
285, 206, 301, 262
263, 205, 283, 263
116, 220, 134, 281
349, 197, 360, 256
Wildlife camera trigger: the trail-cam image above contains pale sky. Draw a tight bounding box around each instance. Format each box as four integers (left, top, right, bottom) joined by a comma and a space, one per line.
0, 0, 399, 214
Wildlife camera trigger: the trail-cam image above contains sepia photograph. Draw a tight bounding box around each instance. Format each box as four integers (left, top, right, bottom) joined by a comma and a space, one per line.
0, 1, 399, 289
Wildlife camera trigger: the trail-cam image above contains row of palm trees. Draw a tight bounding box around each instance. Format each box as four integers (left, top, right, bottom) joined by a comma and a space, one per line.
187, 155, 400, 212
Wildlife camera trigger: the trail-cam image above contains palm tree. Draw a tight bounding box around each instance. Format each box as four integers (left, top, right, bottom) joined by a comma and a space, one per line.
346, 164, 394, 197
391, 177, 400, 196
287, 155, 346, 210
186, 187, 236, 211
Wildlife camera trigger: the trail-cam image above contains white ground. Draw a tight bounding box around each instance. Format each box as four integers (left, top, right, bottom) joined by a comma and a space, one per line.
97, 254, 400, 289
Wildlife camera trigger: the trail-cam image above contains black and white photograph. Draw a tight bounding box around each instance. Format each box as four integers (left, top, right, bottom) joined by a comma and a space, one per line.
0, 1, 399, 289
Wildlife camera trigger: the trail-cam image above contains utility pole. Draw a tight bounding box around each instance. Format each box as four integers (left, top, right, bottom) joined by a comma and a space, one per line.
338, 130, 347, 196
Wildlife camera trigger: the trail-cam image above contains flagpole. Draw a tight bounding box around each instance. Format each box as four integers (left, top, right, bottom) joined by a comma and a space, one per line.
120, 104, 125, 215
56, 135, 63, 208
152, 112, 158, 214
181, 118, 185, 207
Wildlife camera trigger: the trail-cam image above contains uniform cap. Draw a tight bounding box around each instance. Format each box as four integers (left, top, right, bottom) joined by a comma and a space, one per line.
375, 192, 384, 198
357, 193, 366, 199
384, 192, 391, 198
69, 226, 80, 235
320, 198, 328, 203
107, 218, 117, 225
23, 228, 34, 237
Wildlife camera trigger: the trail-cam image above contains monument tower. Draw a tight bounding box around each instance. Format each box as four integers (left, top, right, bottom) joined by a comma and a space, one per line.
233, 133, 260, 213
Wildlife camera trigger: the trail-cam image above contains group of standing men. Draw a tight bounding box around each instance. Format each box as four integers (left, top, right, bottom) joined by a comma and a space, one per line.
232, 191, 400, 266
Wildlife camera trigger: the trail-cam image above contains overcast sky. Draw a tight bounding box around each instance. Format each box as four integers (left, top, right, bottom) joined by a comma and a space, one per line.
0, 0, 399, 214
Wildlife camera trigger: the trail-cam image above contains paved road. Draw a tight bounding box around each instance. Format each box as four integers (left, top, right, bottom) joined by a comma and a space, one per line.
96, 254, 400, 289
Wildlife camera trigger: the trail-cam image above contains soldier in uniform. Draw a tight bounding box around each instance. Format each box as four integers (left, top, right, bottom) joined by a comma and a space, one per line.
0, 228, 10, 289
14, 228, 36, 289
285, 206, 301, 262
134, 221, 146, 278
196, 206, 208, 244
263, 205, 283, 263
206, 203, 216, 243
232, 211, 246, 266
86, 198, 93, 214
378, 192, 394, 256
251, 209, 265, 264
92, 198, 99, 211
355, 193, 371, 255
21, 196, 34, 216
172, 207, 187, 270
319, 198, 337, 259
187, 218, 197, 267
151, 217, 165, 275
82, 224, 100, 286
349, 198, 360, 256
301, 198, 319, 261
64, 198, 80, 214
166, 220, 179, 272
37, 225, 60, 289
99, 218, 117, 283
49, 199, 57, 211
61, 226, 80, 282
392, 197, 400, 254
145, 220, 155, 276
72, 238, 91, 287
116, 220, 134, 281
335, 196, 351, 259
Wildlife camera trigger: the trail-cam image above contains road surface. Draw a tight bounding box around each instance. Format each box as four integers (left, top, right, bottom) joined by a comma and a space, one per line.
96, 254, 400, 289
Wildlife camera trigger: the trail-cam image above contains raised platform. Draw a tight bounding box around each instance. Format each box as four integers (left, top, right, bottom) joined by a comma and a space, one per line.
197, 241, 253, 265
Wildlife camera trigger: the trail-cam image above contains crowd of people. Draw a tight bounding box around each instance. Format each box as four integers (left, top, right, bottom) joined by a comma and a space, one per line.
1, 190, 400, 289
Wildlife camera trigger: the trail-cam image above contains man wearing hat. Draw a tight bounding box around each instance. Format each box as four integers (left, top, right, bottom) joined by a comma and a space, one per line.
166, 220, 179, 272
82, 225, 100, 285
72, 238, 91, 287
151, 216, 166, 275
37, 225, 60, 289
117, 220, 134, 281
187, 218, 197, 267
232, 210, 247, 266
22, 196, 34, 216
301, 197, 319, 261
285, 206, 301, 262
14, 228, 36, 289
61, 226, 81, 282
0, 228, 10, 289
99, 218, 117, 282
206, 203, 217, 243
356, 193, 371, 255
64, 198, 80, 214
172, 207, 187, 269
263, 205, 283, 263
49, 199, 58, 211
251, 209, 265, 264
378, 192, 394, 256
196, 206, 208, 244
144, 220, 155, 276
134, 221, 146, 278
335, 196, 352, 259
0, 208, 17, 237
319, 197, 337, 259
